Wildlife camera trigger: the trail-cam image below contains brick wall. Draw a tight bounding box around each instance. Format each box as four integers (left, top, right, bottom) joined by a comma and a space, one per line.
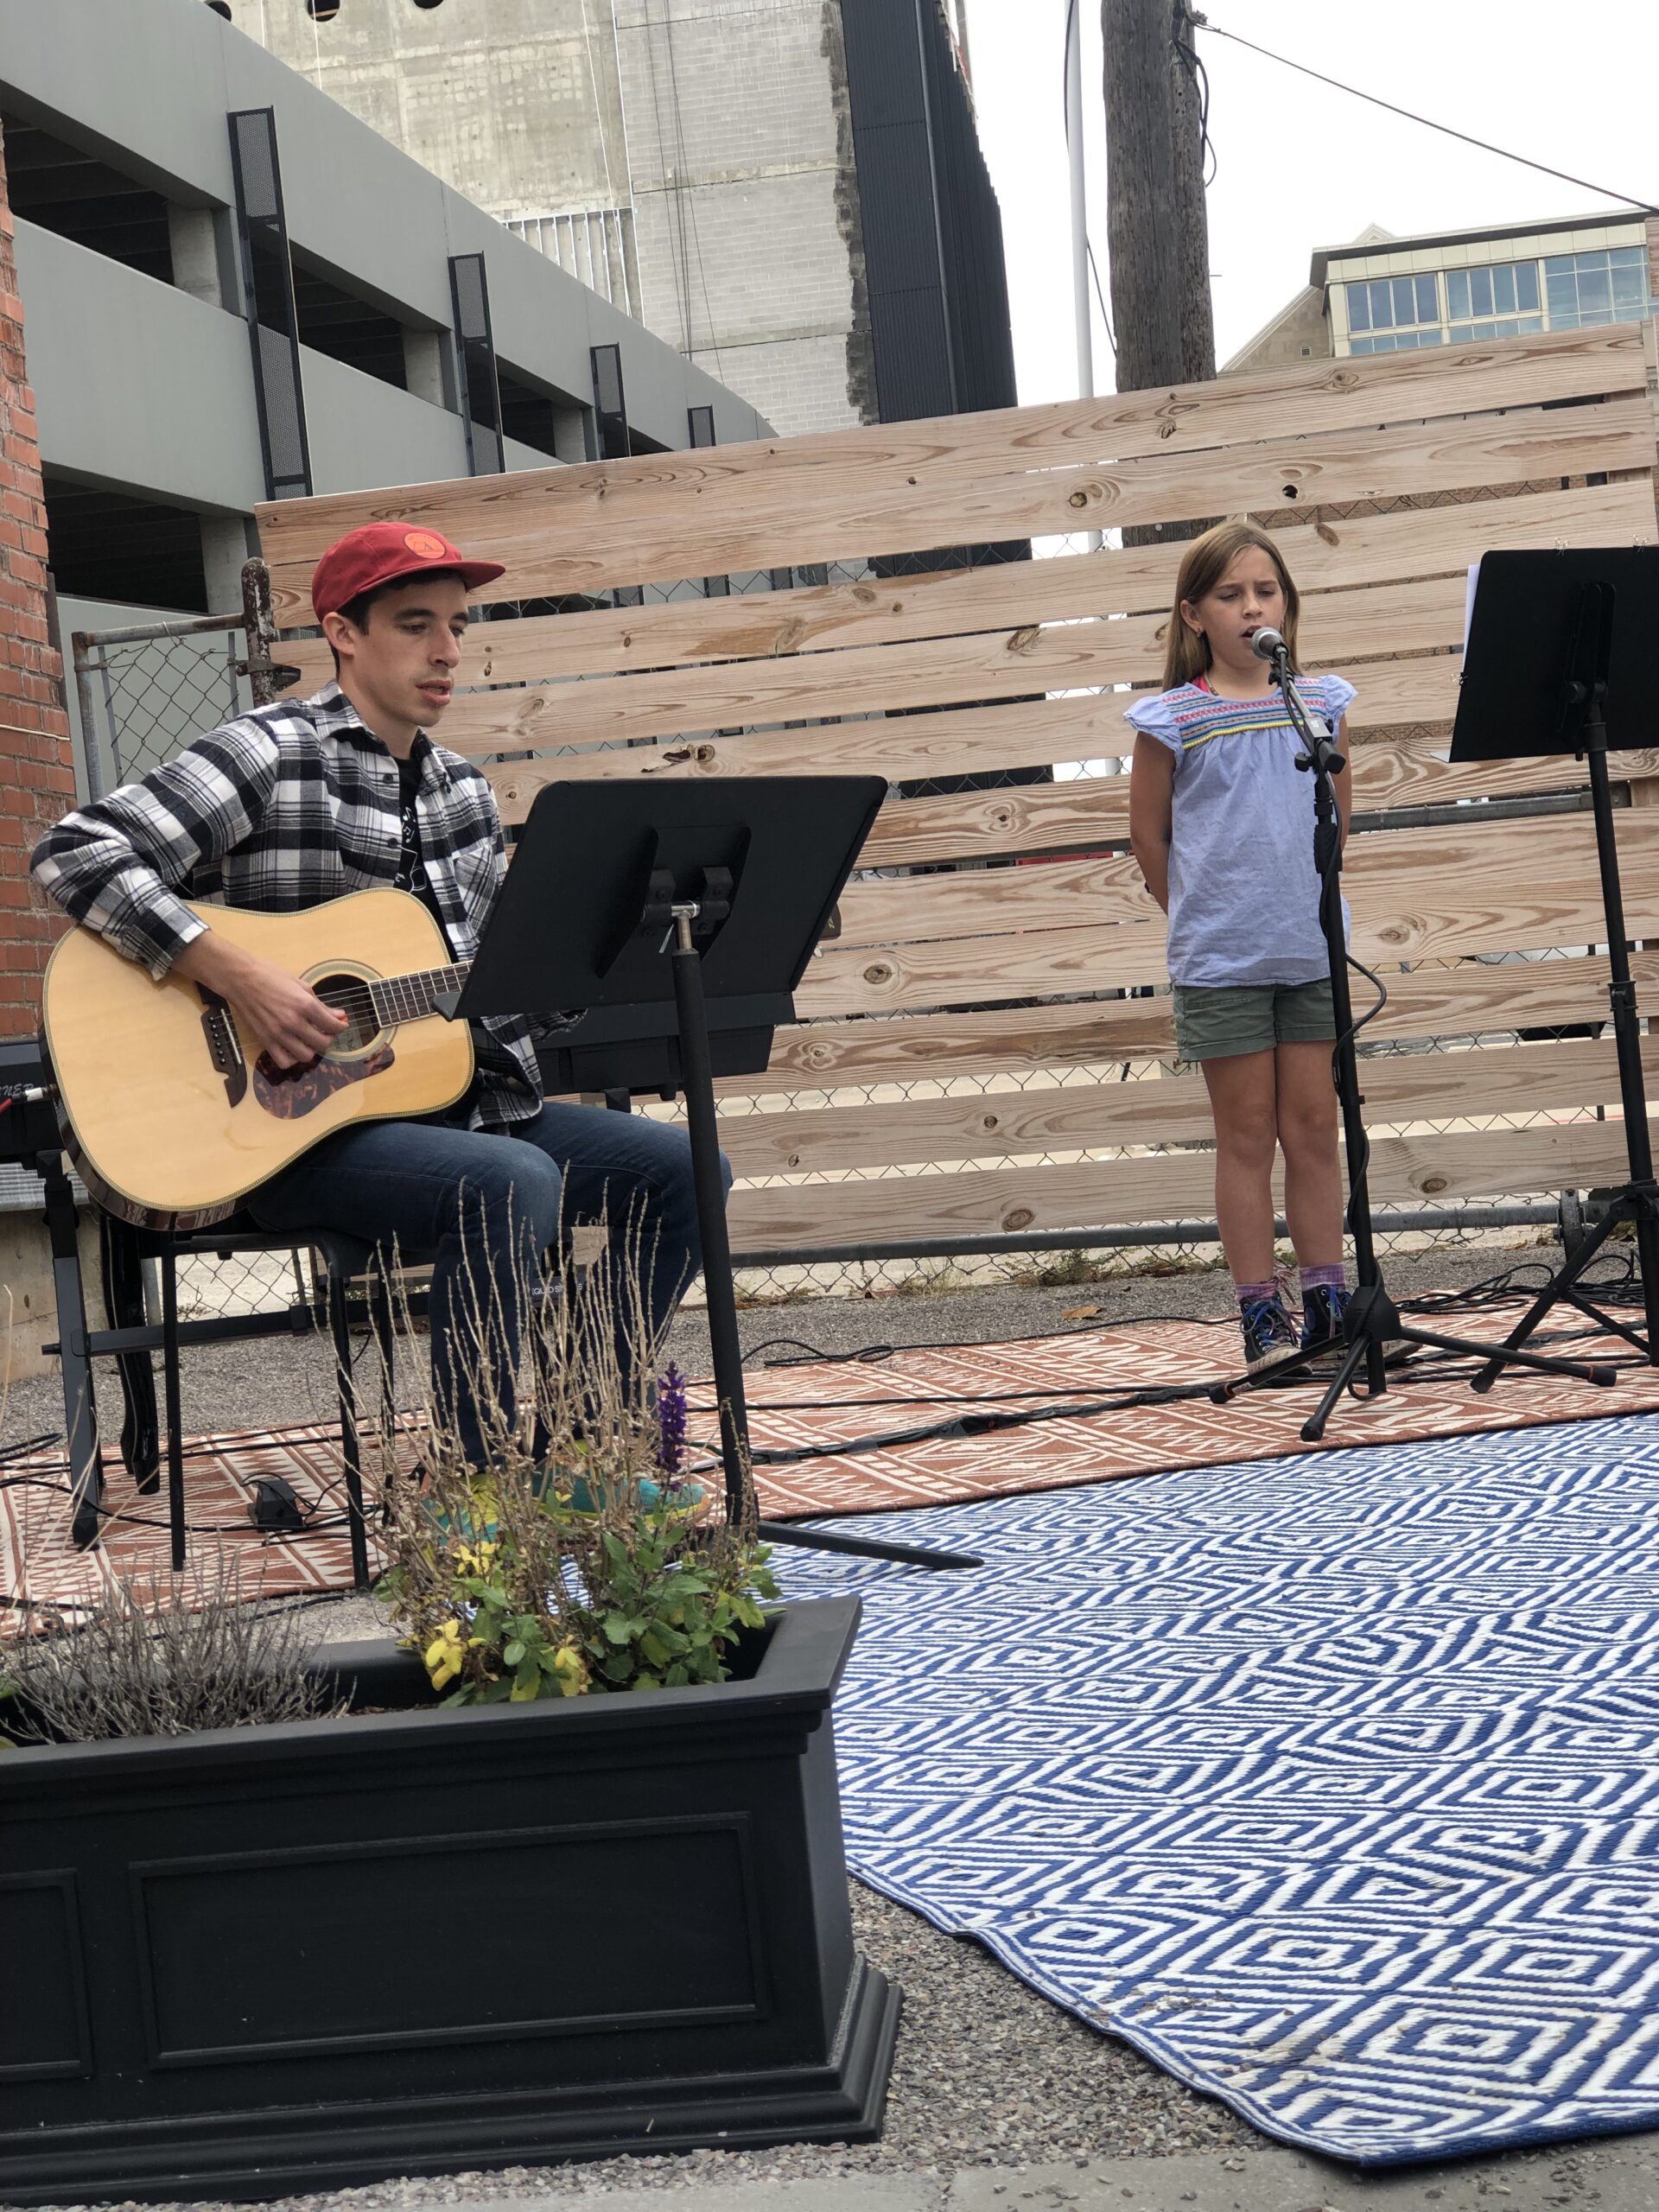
0, 117, 75, 1039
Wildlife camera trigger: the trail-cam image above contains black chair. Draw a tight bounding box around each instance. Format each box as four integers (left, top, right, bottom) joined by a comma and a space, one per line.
94, 1213, 402, 1590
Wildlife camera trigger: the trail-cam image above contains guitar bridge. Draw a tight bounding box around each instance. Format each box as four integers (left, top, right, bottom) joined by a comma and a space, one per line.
198, 988, 248, 1108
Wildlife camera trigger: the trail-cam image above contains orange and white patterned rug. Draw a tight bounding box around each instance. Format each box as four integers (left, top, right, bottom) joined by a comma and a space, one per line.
5, 1300, 1656, 1618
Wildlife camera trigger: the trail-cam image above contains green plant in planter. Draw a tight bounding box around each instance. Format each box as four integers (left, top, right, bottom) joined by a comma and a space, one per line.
372, 1224, 779, 1705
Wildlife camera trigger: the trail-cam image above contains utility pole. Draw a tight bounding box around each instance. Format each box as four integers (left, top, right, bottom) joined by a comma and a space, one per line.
1102, 0, 1215, 393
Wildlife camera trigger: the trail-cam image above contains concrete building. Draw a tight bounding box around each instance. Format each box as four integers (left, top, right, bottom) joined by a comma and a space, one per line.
1228, 210, 1659, 375
235, 0, 1013, 437
0, 0, 770, 658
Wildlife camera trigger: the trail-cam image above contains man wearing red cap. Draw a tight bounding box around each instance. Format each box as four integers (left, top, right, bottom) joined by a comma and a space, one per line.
32, 524, 715, 1471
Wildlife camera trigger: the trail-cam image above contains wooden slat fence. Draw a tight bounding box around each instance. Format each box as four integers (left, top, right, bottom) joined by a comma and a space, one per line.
258, 322, 1659, 1268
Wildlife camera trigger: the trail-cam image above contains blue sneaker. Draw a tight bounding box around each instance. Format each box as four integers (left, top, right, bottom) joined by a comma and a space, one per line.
1301, 1283, 1415, 1373
1239, 1292, 1300, 1374
1300, 1283, 1351, 1376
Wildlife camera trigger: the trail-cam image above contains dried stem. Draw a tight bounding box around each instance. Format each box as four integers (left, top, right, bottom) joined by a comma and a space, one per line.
1, 1546, 338, 1745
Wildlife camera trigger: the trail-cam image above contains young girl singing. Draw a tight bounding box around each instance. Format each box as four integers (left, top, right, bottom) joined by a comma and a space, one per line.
1127, 520, 1355, 1373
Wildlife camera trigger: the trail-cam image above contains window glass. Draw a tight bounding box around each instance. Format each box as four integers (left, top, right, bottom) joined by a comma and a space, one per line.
1543, 245, 1650, 330
1345, 273, 1439, 338
1448, 315, 1543, 346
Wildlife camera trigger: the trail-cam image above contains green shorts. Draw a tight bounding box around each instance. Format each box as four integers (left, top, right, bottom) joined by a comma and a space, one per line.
1172, 978, 1337, 1064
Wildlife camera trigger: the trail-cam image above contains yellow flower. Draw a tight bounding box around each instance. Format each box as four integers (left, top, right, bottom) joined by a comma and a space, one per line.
423, 1618, 466, 1691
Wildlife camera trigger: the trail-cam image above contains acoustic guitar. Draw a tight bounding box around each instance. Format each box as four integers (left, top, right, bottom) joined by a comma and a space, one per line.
41, 887, 477, 1230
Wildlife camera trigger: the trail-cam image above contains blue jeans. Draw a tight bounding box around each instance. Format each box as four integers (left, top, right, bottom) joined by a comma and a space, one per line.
248, 1103, 723, 1468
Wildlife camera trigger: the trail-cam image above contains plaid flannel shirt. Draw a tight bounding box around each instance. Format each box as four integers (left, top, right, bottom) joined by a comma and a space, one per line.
30, 683, 541, 1128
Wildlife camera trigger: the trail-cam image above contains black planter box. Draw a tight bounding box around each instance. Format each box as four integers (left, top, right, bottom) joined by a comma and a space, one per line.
0, 1597, 896, 2204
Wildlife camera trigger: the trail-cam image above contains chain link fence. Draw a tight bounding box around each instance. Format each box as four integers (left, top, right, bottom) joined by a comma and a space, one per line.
65, 594, 318, 1330
62, 528, 1605, 1325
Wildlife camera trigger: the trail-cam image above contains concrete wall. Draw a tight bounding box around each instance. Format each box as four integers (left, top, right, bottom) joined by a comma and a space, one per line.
249, 0, 629, 230
232, 0, 868, 438
1224, 287, 1332, 377
614, 0, 867, 435
0, 0, 770, 579
14, 220, 266, 515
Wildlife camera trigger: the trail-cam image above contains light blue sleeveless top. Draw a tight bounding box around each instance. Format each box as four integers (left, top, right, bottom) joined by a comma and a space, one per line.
1125, 671, 1357, 988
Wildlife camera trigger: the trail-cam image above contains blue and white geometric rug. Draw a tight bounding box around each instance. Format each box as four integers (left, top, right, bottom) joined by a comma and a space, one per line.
774, 1414, 1659, 2166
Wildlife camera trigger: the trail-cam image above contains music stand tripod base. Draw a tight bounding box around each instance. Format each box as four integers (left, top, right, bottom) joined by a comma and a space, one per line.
1211, 1282, 1618, 1445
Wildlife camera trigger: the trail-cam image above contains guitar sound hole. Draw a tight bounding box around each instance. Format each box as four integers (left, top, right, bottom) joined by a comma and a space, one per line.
312, 972, 380, 1055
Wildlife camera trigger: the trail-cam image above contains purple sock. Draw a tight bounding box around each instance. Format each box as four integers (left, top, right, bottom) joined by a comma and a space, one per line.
1301, 1262, 1348, 1295
1235, 1278, 1280, 1306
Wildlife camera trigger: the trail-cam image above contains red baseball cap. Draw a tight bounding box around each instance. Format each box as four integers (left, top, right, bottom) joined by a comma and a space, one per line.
311, 521, 506, 621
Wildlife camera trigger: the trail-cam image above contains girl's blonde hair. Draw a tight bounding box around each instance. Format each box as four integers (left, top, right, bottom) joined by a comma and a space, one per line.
1160, 520, 1302, 690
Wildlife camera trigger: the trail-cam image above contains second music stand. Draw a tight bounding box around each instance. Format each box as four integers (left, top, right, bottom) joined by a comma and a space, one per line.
1450, 547, 1659, 1388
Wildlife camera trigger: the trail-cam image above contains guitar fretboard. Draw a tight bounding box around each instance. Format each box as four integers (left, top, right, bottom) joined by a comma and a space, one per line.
369, 961, 472, 1026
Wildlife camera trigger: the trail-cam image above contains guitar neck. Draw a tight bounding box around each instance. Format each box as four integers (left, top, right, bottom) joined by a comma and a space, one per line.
371, 960, 472, 1026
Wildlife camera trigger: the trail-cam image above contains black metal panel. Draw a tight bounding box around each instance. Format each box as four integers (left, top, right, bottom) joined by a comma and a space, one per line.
591, 341, 630, 460
590, 344, 639, 601
448, 253, 504, 475
688, 408, 728, 594
839, 0, 1016, 423
924, 0, 1018, 416
227, 110, 311, 500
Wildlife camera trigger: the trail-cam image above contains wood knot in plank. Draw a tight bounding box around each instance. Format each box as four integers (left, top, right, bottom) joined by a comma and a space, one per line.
773, 620, 807, 654
1007, 626, 1042, 657
1419, 1174, 1450, 1196
1001, 1206, 1036, 1232
862, 961, 895, 987
647, 743, 718, 773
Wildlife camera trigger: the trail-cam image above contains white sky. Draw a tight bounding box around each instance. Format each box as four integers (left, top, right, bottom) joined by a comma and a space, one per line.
960, 0, 1659, 405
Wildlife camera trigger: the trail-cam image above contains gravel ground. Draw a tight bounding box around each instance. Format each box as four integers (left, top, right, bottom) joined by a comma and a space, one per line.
13, 1247, 1588, 2210
2, 1243, 1556, 1452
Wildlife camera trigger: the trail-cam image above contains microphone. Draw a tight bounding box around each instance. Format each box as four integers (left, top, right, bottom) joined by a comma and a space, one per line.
1250, 626, 1289, 665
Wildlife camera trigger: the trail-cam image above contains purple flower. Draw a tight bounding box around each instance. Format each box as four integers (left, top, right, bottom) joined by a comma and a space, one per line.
656, 1363, 688, 1476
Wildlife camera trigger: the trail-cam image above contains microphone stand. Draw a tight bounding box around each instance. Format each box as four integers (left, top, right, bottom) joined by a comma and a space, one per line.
1209, 642, 1615, 1441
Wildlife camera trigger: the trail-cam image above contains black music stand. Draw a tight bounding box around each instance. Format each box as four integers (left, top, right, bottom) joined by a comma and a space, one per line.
454, 776, 981, 1573
1449, 547, 1659, 1388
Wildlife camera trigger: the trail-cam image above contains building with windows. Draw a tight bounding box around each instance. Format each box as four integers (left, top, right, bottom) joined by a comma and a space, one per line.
0, 0, 768, 651
234, 0, 1013, 437
1228, 211, 1659, 375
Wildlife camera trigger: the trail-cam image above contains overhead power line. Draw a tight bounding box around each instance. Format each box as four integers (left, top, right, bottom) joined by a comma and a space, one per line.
1200, 22, 1656, 213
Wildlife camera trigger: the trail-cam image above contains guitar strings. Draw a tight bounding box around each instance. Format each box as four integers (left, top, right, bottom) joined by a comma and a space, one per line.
313, 969, 468, 1022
